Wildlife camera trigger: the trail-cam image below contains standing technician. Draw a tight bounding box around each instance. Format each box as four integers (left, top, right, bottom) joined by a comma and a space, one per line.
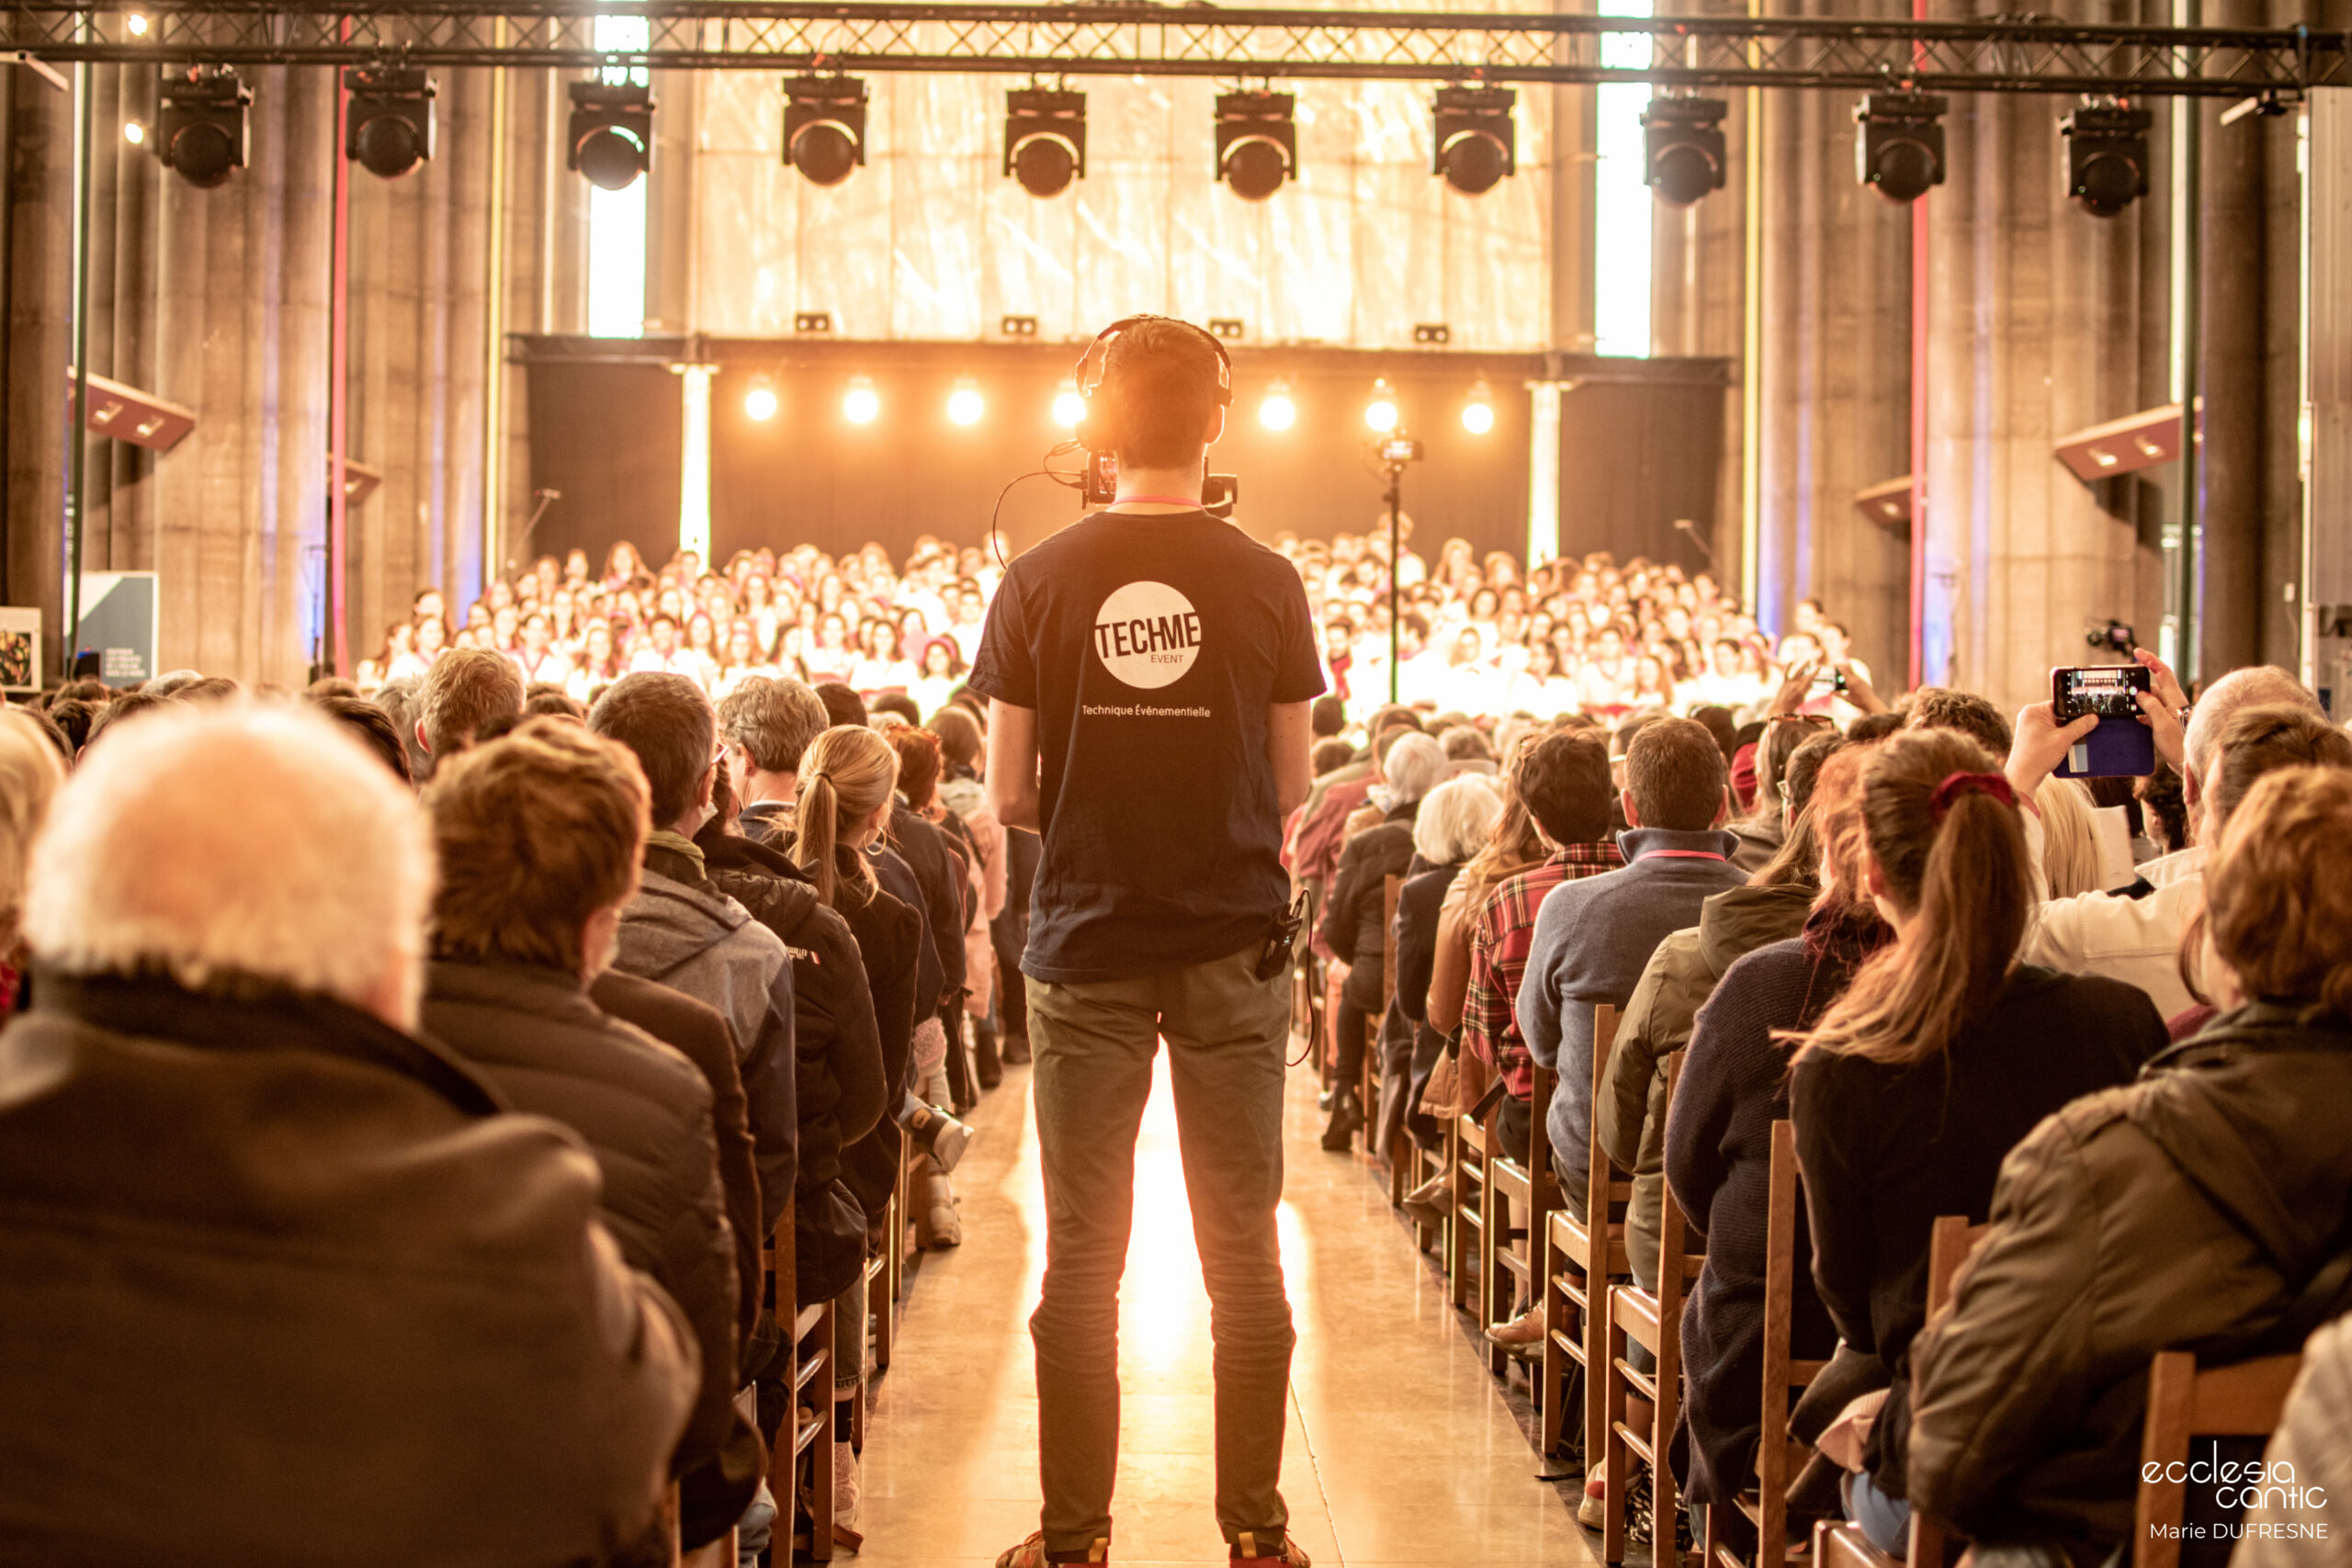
973, 316, 1322, 1568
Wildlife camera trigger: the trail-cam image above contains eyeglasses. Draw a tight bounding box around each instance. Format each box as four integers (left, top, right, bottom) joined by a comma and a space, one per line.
1767, 713, 1834, 729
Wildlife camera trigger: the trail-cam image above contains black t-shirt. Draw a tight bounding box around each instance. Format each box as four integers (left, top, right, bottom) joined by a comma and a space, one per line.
967, 509, 1325, 984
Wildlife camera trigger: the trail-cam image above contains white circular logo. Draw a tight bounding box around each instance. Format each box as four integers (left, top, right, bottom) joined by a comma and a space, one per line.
1091, 581, 1204, 690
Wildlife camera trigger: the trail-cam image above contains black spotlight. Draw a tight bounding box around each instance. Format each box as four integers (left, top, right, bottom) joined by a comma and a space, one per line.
2086, 618, 2137, 654
1642, 95, 1728, 206
567, 80, 654, 192
785, 76, 868, 187
1004, 86, 1086, 198
1433, 85, 1516, 196
2062, 103, 2153, 218
1215, 90, 1296, 202
344, 64, 435, 180
1855, 90, 1948, 204
156, 66, 250, 189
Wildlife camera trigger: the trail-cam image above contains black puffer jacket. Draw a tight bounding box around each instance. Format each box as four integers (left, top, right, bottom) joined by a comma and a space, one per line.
694, 822, 886, 1304
1320, 797, 1420, 1012
421, 959, 742, 1490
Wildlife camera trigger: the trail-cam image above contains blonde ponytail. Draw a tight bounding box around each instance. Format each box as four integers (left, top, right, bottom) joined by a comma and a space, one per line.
789, 724, 899, 911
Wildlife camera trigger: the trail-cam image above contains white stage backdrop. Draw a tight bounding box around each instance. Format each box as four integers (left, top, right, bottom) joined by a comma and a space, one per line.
692, 61, 1555, 350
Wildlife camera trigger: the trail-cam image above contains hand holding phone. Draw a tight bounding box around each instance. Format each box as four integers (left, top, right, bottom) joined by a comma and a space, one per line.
2051, 665, 2155, 778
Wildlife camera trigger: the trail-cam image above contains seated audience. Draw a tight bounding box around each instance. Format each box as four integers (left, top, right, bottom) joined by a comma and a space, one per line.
418, 719, 752, 1547
0, 703, 693, 1564
589, 672, 799, 1233
1789, 728, 2168, 1556
2238, 1314, 2352, 1568
1317, 730, 1447, 1148
0, 708, 64, 1021
1385, 773, 1504, 1156
1660, 743, 1882, 1535
413, 644, 525, 775
1910, 762, 2352, 1564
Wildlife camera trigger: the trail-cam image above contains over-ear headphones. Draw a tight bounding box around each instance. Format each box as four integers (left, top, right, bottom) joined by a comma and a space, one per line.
1070, 314, 1234, 457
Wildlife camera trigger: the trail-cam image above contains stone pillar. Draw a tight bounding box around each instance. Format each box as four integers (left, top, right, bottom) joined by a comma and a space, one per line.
2197, 39, 2267, 679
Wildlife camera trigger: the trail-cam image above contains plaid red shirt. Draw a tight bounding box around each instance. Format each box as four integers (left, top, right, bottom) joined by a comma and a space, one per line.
1463, 840, 1626, 1097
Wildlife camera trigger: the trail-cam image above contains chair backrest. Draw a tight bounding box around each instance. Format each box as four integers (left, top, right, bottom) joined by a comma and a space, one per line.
1652, 1050, 1702, 1295
1755, 1119, 1830, 1543
2132, 1350, 2303, 1568
1584, 1002, 1619, 1235
1907, 1216, 1993, 1568
1381, 874, 1403, 1010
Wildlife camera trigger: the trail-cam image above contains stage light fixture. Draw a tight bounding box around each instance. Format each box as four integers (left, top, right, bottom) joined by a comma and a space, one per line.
1432, 85, 1516, 196
1462, 381, 1495, 435
568, 80, 654, 192
2062, 102, 2153, 218
842, 376, 879, 424
1855, 91, 1947, 204
1642, 95, 1729, 206
744, 376, 779, 422
123, 121, 144, 144
126, 13, 148, 34
785, 75, 867, 187
1005, 86, 1086, 198
1215, 90, 1296, 202
1365, 378, 1399, 434
1052, 381, 1086, 428
156, 66, 251, 189
344, 64, 436, 180
1260, 382, 1296, 432
947, 379, 985, 426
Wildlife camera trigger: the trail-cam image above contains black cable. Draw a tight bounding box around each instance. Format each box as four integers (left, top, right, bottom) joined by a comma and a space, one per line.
989, 468, 1060, 570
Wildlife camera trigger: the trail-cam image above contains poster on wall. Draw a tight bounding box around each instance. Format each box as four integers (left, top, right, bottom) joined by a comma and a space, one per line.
0, 608, 39, 693
77, 572, 159, 686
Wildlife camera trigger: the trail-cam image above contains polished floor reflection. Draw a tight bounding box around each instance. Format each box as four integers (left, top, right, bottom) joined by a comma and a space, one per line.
855, 1055, 1601, 1566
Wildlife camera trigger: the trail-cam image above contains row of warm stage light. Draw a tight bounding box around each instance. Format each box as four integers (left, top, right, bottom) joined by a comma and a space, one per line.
741, 374, 1499, 434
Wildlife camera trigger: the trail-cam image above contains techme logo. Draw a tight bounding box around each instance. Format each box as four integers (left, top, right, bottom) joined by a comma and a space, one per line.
1092, 581, 1203, 691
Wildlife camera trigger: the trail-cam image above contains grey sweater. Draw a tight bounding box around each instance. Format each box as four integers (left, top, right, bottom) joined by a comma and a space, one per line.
1516, 827, 1749, 1188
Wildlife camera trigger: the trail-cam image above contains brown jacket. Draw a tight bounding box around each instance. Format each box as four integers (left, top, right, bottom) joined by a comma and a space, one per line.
1908, 1005, 2352, 1559
0, 971, 695, 1567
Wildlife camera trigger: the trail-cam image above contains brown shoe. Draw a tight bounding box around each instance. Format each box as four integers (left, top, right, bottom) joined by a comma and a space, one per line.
996, 1530, 1111, 1566
1484, 1306, 1545, 1350
1231, 1531, 1311, 1566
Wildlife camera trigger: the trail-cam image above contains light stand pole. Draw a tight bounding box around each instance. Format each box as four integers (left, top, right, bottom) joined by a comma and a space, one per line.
1385, 451, 1405, 705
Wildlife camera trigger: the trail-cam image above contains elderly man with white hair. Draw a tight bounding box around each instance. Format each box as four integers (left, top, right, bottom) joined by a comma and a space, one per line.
0, 702, 695, 1568
1315, 729, 1450, 1150
2007, 654, 2332, 1020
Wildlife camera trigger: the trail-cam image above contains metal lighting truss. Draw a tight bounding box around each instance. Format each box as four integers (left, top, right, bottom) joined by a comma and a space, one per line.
9, 1, 2345, 96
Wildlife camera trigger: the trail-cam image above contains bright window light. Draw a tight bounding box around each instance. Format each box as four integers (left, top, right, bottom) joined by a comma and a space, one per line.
1595, 0, 1655, 358
948, 381, 985, 425
843, 378, 879, 423
1261, 383, 1296, 431
585, 15, 650, 339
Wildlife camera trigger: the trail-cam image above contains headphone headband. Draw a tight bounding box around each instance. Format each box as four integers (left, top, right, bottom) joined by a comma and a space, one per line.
1073, 313, 1234, 407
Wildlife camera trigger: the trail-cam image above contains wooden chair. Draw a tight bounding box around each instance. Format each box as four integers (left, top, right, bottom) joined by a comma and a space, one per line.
1539, 1003, 1630, 1467
1483, 1059, 1556, 1377
1810, 1214, 1990, 1568
1603, 1048, 1705, 1566
1448, 1098, 1495, 1315
2134, 1350, 2303, 1568
1705, 1120, 1832, 1568
846, 1125, 906, 1455
767, 1200, 835, 1562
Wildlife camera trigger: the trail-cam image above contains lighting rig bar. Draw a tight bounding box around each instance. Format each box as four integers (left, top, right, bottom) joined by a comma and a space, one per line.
11, 3, 2345, 96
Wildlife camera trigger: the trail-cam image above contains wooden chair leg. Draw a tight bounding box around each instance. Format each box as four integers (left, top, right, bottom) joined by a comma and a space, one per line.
1539, 1232, 1570, 1456
1602, 1292, 1628, 1562
1446, 1128, 1472, 1311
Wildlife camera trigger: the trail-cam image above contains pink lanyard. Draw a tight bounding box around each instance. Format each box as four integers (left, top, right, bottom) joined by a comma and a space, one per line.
1639, 850, 1728, 863
1109, 496, 1203, 509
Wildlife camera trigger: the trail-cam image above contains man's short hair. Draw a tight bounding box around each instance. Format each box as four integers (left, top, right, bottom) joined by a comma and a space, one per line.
1310, 695, 1346, 739
309, 694, 414, 785
425, 718, 650, 976
718, 675, 829, 774
417, 647, 524, 761
587, 672, 715, 829
1516, 732, 1613, 846
1781, 731, 1848, 820
2211, 705, 2352, 829
1312, 737, 1356, 777
816, 682, 867, 730
2187, 665, 2324, 778
1100, 317, 1226, 469
2208, 766, 2352, 1017
869, 692, 922, 727
84, 687, 180, 750
1442, 727, 1495, 762
26, 703, 435, 1027
1905, 688, 2013, 756
1625, 716, 1728, 831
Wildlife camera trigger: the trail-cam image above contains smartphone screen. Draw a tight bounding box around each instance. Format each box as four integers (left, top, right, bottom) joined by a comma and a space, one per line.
2053, 664, 2151, 721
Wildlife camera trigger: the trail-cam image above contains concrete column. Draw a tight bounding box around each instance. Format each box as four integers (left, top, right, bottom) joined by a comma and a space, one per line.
2198, 73, 2267, 678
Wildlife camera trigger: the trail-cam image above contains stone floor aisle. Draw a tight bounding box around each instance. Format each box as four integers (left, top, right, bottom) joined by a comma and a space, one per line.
852, 1055, 1603, 1566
